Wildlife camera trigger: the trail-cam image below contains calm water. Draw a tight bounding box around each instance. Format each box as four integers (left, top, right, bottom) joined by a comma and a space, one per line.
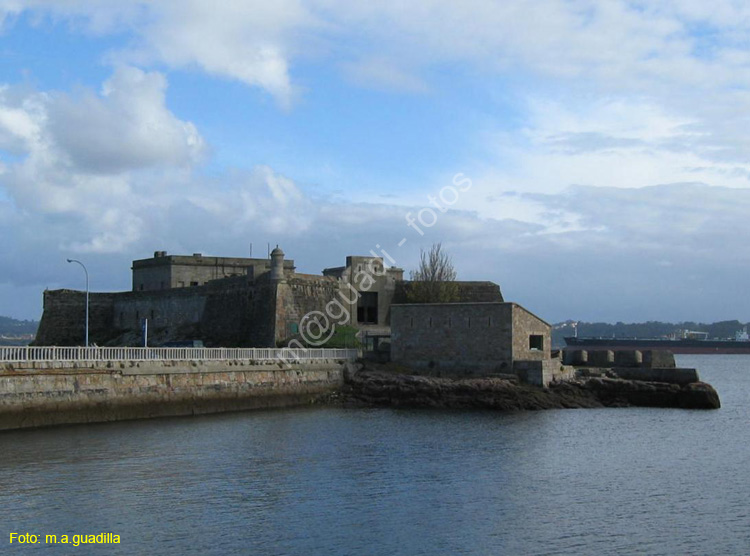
1, 354, 749, 555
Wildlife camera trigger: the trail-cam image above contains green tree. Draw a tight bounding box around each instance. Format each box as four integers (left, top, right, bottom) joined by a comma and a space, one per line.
406, 243, 460, 303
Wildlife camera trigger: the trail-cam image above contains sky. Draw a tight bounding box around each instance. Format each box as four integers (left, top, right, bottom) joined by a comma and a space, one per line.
2, 1, 750, 323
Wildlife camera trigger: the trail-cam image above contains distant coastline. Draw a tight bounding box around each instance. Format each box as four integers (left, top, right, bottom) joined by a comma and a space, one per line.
0, 315, 38, 346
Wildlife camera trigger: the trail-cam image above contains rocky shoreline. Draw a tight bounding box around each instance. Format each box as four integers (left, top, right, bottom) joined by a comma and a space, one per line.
336, 363, 721, 411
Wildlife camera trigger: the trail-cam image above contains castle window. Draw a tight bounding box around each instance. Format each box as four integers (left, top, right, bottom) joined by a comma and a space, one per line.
150, 310, 155, 321
530, 335, 544, 351
357, 292, 378, 324
488, 316, 492, 327
190, 281, 199, 287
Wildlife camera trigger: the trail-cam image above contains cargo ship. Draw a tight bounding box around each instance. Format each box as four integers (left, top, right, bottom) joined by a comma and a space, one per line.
564, 328, 750, 354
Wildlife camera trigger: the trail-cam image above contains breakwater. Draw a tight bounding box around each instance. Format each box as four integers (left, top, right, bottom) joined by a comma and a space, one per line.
0, 359, 347, 431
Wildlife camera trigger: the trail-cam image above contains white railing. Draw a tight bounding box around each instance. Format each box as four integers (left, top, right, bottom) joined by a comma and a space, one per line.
0, 346, 358, 364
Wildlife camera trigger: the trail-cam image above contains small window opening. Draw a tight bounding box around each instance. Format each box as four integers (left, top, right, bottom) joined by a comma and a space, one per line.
530, 335, 544, 351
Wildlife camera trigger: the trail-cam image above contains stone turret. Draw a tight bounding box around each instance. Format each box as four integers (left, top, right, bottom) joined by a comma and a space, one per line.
270, 246, 285, 282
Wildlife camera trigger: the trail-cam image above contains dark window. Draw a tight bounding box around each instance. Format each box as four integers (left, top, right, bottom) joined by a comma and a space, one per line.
139, 284, 144, 291
357, 292, 378, 324
290, 322, 299, 334
150, 310, 155, 320
190, 281, 199, 287
530, 335, 544, 351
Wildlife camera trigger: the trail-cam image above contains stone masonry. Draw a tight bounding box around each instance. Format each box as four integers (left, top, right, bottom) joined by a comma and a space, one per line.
35, 248, 504, 348
390, 302, 552, 377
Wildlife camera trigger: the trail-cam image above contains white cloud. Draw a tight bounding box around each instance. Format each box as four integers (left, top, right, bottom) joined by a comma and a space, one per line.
0, 68, 205, 254
340, 57, 429, 93
47, 67, 205, 174
3, 0, 750, 122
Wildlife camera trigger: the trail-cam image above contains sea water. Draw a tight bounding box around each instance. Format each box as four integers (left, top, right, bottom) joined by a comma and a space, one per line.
1, 354, 748, 555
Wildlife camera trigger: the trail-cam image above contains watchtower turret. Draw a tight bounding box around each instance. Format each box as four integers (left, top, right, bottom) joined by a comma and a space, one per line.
270, 246, 285, 282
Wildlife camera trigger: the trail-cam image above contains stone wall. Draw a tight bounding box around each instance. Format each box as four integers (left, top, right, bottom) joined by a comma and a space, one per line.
35, 290, 118, 346
275, 276, 342, 344
390, 302, 551, 377
36, 277, 279, 348
511, 304, 552, 361
0, 360, 346, 430
131, 253, 295, 291
391, 303, 515, 375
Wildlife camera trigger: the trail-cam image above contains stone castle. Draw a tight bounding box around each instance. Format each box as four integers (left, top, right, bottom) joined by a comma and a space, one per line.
35, 248, 504, 347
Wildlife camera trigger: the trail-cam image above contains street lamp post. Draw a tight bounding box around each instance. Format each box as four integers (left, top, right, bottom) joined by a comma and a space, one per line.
67, 258, 89, 347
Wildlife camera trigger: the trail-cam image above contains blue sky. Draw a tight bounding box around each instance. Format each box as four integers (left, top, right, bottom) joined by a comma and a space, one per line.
2, 1, 750, 323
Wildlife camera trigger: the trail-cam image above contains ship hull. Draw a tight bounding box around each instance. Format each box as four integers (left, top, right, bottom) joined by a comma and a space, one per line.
564, 337, 750, 354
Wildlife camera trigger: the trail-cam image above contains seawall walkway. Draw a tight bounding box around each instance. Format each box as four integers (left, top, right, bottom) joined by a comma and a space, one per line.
0, 347, 357, 431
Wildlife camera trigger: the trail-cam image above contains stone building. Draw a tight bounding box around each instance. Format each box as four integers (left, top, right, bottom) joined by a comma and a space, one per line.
132, 251, 296, 291
35, 247, 503, 348
390, 302, 555, 381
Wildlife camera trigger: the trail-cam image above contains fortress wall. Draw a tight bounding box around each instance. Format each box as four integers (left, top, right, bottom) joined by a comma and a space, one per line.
114, 291, 207, 332
35, 278, 280, 348
200, 279, 275, 347
35, 290, 118, 346
275, 278, 343, 344
0, 360, 346, 430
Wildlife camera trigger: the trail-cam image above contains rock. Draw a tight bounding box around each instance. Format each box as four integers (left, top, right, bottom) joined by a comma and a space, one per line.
679, 382, 721, 410
342, 363, 721, 411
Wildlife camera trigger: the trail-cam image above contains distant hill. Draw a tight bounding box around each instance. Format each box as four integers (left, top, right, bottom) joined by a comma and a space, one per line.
552, 320, 749, 348
0, 316, 39, 344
